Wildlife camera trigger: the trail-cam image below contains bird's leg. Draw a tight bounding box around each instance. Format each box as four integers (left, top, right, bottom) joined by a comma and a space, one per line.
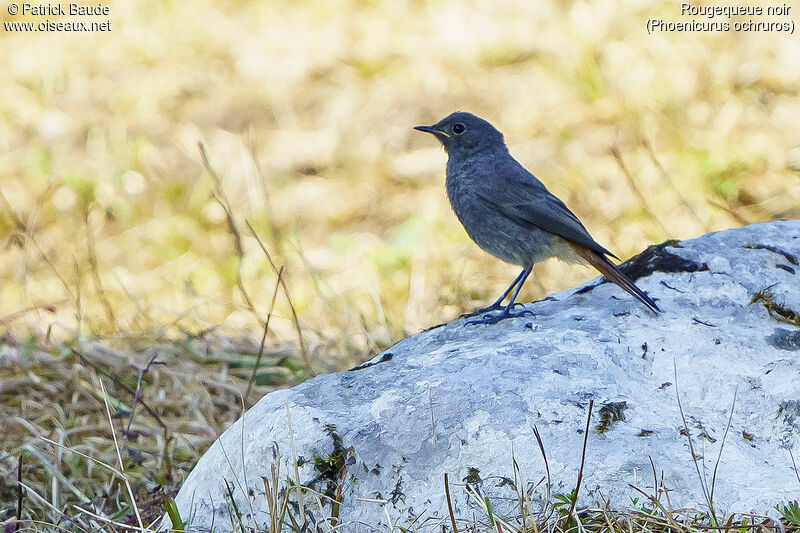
460, 268, 528, 319
466, 267, 535, 325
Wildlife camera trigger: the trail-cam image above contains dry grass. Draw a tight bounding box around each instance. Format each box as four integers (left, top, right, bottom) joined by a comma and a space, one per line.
0, 335, 301, 527
2, 0, 800, 529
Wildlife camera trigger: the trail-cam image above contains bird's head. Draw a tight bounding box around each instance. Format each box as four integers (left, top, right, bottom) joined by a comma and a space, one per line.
414, 112, 505, 156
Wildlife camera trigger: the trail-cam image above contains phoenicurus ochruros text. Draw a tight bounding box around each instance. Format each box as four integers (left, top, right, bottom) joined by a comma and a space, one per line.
415, 111, 660, 325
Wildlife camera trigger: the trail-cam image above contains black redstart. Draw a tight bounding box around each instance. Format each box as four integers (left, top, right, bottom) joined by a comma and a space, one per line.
415, 111, 660, 325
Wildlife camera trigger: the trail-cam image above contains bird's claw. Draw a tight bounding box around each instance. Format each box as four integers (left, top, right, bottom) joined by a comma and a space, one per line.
459, 304, 504, 319
465, 307, 534, 326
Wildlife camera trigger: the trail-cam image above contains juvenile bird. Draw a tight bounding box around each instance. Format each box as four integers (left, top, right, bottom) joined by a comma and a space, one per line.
415, 112, 660, 325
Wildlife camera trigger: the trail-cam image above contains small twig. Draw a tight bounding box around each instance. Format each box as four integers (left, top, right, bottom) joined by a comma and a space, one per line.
262, 476, 275, 532
710, 386, 738, 504
285, 399, 306, 525
533, 424, 553, 519
262, 471, 279, 533
566, 399, 594, 526
512, 452, 536, 533
627, 484, 684, 532
15, 482, 80, 529
463, 484, 517, 533
444, 473, 459, 533
245, 265, 284, 405
15, 454, 23, 533
429, 388, 442, 465
284, 500, 302, 532
71, 347, 169, 431
264, 444, 281, 533
214, 440, 252, 531
675, 359, 717, 525
247, 220, 314, 375
6, 519, 82, 533
649, 456, 661, 506
38, 435, 126, 480
72, 503, 154, 532
198, 142, 243, 256
125, 350, 164, 437
789, 449, 800, 485
662, 471, 673, 515
234, 388, 260, 532
246, 220, 278, 272
198, 142, 258, 317
98, 378, 144, 529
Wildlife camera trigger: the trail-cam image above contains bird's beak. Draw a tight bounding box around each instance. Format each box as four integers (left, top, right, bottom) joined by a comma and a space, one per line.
414, 125, 449, 138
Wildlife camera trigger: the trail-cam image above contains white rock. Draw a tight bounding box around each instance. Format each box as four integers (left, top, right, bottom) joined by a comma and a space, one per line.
167, 221, 800, 532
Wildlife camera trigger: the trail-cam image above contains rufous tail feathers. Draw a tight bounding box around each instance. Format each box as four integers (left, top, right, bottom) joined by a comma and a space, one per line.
568, 243, 660, 313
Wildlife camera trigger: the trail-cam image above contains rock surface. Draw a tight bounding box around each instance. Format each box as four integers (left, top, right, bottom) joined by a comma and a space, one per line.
168, 221, 800, 531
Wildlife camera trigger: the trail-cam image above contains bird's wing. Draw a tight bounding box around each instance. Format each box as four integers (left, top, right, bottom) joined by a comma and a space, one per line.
477, 170, 618, 259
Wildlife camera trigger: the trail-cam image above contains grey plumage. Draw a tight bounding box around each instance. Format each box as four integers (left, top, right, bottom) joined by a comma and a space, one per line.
415, 111, 660, 324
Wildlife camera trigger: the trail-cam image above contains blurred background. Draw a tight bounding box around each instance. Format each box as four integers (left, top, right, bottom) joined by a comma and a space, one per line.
2, 0, 800, 366
2, 0, 800, 524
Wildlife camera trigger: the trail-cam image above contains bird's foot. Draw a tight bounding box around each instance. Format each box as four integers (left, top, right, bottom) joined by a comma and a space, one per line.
465, 306, 534, 326
460, 301, 527, 320
459, 304, 502, 319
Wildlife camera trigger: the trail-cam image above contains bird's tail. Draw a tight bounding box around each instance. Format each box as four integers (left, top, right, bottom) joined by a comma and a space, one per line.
568, 243, 661, 313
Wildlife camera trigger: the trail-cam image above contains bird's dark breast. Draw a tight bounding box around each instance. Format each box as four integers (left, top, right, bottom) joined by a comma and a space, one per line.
445, 158, 566, 267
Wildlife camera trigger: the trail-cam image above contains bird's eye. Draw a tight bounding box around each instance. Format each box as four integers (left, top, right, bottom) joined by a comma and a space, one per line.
452, 123, 466, 135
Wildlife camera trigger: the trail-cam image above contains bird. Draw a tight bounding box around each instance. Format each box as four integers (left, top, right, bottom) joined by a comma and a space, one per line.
414, 111, 660, 325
